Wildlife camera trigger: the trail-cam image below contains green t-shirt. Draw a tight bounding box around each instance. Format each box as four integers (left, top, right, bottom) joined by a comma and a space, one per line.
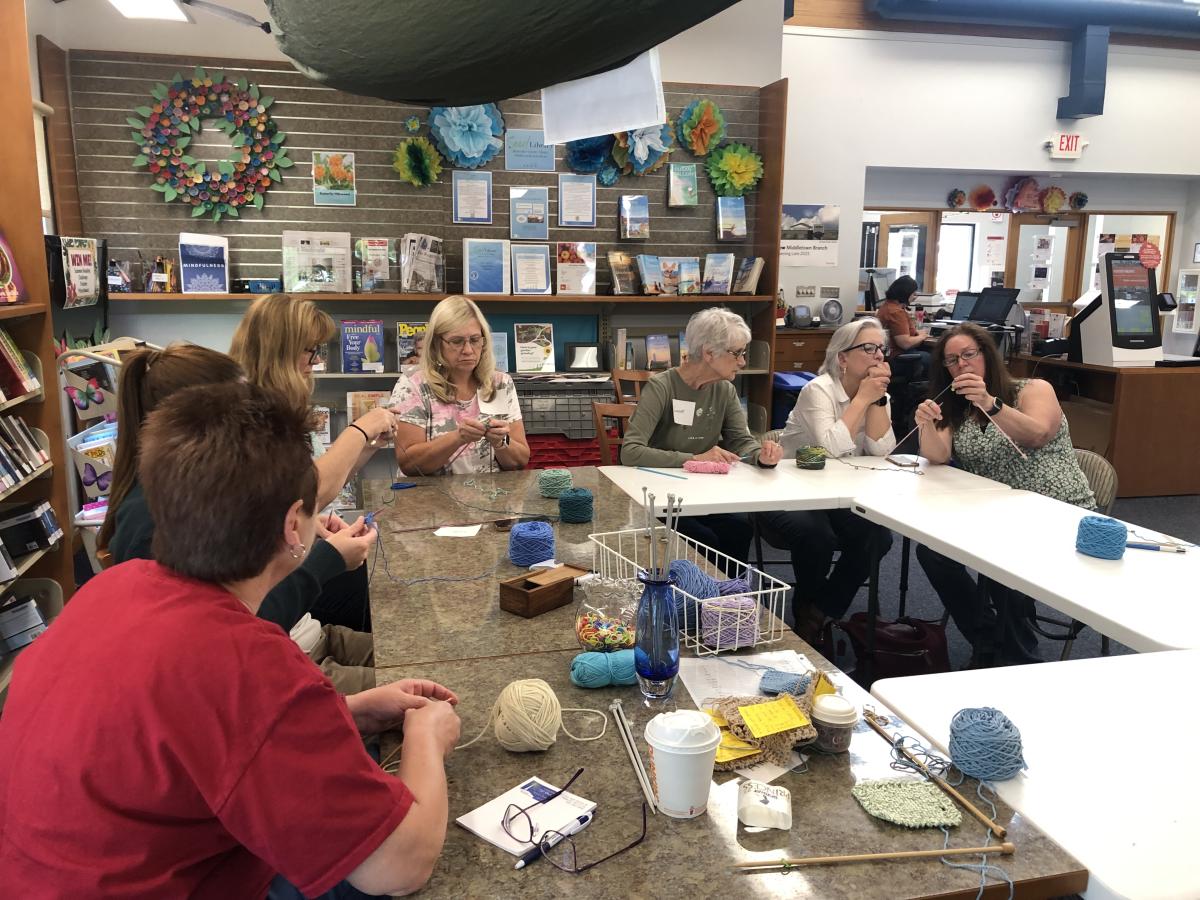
619, 369, 761, 467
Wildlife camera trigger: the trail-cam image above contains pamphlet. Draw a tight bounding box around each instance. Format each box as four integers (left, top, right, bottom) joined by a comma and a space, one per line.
282, 231, 352, 293
558, 174, 597, 227
312, 406, 332, 445
453, 170, 493, 224
456, 777, 595, 856
511, 244, 553, 295
492, 332, 510, 373
556, 243, 597, 295
510, 187, 550, 241
179, 233, 229, 293
61, 237, 100, 308
464, 238, 511, 294
399, 233, 444, 293
514, 323, 555, 373
356, 238, 391, 292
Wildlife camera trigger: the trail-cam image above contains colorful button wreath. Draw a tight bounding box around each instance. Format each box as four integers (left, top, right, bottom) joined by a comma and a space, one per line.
128, 66, 291, 222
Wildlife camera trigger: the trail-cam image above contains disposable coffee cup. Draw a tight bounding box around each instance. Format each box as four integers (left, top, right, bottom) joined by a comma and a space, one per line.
644, 710, 721, 818
810, 694, 859, 753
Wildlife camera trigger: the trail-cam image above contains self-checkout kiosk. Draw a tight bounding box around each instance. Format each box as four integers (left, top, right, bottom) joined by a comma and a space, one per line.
1068, 252, 1163, 367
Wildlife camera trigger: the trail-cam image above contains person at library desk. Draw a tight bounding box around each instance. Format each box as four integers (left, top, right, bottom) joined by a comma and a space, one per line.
914, 322, 1096, 665
621, 307, 783, 569
0, 381, 461, 898
767, 317, 896, 643
97, 343, 379, 694
877, 275, 931, 370
391, 295, 530, 475
232, 293, 394, 631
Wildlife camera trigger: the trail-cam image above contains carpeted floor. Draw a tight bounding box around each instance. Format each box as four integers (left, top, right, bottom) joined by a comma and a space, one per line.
758, 494, 1199, 671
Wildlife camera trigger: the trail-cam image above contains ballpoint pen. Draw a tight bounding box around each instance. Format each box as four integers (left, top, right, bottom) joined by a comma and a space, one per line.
513, 812, 593, 870
1126, 542, 1186, 553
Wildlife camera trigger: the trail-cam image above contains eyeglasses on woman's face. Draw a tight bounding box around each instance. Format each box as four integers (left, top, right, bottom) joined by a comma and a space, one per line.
723, 347, 748, 362
441, 334, 485, 352
944, 346, 983, 368
304, 345, 322, 366
846, 342, 885, 357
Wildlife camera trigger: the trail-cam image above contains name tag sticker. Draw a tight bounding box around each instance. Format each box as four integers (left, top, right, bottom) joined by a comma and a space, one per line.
672, 399, 696, 426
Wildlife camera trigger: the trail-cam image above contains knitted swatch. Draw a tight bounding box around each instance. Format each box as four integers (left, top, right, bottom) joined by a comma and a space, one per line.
851, 780, 963, 829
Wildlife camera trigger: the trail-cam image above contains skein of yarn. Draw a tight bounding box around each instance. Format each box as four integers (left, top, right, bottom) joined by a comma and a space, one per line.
683, 459, 733, 474
457, 678, 608, 751
1076, 514, 1127, 560
508, 521, 556, 566
668, 559, 720, 636
948, 707, 1027, 781
538, 468, 574, 498
570, 650, 638, 688
558, 487, 594, 523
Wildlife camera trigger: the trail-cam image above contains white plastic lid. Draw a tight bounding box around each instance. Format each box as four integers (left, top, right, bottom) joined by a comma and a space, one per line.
644, 710, 721, 753
811, 695, 858, 726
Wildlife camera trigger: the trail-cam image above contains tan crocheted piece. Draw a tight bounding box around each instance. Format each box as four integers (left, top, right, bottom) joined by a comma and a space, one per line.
709, 682, 817, 771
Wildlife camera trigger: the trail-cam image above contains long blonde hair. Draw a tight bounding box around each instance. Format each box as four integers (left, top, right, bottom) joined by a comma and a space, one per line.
421, 295, 498, 403
229, 293, 335, 412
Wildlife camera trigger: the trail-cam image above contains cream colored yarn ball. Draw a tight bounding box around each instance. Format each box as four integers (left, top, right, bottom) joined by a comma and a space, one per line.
492, 678, 563, 752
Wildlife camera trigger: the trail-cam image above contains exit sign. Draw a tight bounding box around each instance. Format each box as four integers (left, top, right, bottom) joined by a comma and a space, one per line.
1047, 132, 1087, 159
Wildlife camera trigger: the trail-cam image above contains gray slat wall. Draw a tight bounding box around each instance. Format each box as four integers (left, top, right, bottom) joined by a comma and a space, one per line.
69, 50, 760, 295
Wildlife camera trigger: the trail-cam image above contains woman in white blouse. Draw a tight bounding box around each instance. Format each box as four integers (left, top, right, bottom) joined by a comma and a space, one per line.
759, 317, 896, 643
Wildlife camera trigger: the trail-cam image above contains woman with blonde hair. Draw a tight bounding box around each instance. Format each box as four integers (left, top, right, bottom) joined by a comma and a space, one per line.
230, 293, 396, 508
391, 295, 530, 475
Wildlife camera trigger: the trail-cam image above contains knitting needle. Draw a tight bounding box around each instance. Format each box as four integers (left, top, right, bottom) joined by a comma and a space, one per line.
642, 487, 651, 577
732, 842, 1015, 870
893, 382, 954, 450
862, 711, 1007, 838
648, 492, 658, 577
636, 466, 688, 480
611, 699, 658, 815
978, 406, 1028, 459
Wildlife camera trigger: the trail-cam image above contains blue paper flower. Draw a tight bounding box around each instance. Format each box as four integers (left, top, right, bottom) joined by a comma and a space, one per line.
565, 135, 615, 174
597, 163, 620, 186
612, 123, 674, 176
428, 104, 504, 169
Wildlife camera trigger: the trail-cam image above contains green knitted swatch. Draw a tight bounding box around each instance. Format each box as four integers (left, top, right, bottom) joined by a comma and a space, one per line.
851, 780, 963, 829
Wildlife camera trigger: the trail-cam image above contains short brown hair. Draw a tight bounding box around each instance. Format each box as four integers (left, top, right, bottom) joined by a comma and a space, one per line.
139, 382, 318, 582
926, 322, 1016, 431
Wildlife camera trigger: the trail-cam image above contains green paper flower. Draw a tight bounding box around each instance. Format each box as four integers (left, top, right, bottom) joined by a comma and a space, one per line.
404, 115, 422, 133
676, 99, 726, 156
392, 136, 443, 188
706, 142, 763, 197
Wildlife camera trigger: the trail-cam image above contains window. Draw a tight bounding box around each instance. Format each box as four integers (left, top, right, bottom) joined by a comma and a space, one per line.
936, 223, 974, 296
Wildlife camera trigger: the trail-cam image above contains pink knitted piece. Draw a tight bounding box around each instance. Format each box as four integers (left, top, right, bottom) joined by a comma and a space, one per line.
683, 460, 733, 474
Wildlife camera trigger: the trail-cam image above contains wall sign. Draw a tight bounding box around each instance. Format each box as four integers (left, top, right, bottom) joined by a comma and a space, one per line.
1046, 133, 1087, 159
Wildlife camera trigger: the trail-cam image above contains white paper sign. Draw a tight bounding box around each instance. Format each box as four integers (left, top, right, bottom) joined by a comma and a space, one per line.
780, 240, 838, 267
671, 399, 696, 426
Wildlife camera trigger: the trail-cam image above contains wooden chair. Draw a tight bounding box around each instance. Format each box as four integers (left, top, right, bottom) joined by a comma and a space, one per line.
611, 369, 653, 404
593, 401, 636, 466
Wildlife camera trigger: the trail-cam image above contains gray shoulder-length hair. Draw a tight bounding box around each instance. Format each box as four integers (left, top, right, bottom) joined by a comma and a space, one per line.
819, 316, 884, 377
684, 307, 752, 361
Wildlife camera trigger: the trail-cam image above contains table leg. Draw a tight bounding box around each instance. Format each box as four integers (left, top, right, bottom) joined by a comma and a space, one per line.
864, 523, 882, 685
898, 536, 911, 618
981, 575, 1004, 667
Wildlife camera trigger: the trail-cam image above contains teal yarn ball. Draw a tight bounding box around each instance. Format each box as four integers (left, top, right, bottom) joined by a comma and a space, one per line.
538, 468, 573, 498
1076, 514, 1127, 560
558, 487, 594, 523
570, 650, 638, 688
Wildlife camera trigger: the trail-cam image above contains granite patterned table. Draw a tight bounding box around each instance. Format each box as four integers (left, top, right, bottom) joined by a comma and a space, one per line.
365, 467, 1088, 898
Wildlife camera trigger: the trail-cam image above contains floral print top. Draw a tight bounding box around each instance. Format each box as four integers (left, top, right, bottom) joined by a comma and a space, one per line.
389, 369, 522, 475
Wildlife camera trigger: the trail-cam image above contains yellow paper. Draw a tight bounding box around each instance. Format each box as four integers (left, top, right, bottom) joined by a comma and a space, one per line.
737, 695, 811, 738
704, 708, 729, 728
814, 672, 836, 698
715, 745, 762, 764
720, 732, 756, 751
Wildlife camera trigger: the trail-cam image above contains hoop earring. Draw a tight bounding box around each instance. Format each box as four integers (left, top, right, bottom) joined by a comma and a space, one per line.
289, 543, 305, 560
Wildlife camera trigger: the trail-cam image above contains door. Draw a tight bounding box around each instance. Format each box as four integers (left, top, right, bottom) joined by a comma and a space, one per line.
1005, 213, 1084, 304
876, 211, 939, 291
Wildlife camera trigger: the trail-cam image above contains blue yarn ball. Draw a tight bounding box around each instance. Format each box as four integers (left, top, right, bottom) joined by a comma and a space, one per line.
1076, 514, 1127, 560
948, 707, 1027, 781
558, 487, 594, 523
717, 576, 751, 596
570, 650, 638, 688
668, 559, 720, 637
509, 521, 555, 567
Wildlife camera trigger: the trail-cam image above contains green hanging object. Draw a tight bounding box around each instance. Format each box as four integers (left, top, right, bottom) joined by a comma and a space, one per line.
392, 136, 443, 188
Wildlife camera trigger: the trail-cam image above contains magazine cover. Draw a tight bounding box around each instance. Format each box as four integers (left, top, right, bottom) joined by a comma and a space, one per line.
341, 320, 385, 373
397, 321, 428, 368
312, 406, 332, 445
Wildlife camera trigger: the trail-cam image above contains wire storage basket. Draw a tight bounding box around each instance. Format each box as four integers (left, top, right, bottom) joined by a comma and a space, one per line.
588, 526, 788, 656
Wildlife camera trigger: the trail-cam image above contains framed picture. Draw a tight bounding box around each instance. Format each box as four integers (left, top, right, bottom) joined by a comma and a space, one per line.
1193, 242, 1200, 264
563, 342, 603, 372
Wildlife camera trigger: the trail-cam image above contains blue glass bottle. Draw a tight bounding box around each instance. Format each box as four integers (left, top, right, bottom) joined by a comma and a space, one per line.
634, 571, 679, 700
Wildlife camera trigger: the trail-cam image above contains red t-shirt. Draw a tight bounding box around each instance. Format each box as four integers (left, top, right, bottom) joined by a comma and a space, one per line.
0, 560, 412, 898
877, 299, 918, 356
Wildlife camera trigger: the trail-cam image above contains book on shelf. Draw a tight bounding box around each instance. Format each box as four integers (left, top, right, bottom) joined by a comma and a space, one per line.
0, 230, 27, 305
0, 328, 40, 398
178, 233, 230, 294
341, 320, 386, 374
614, 328, 628, 370
635, 255, 665, 295
556, 242, 597, 295
702, 253, 736, 295
716, 196, 748, 241
658, 257, 680, 296
66, 419, 116, 501
312, 406, 332, 445
492, 332, 509, 373
619, 195, 650, 240
463, 238, 511, 295
399, 233, 445, 293
663, 257, 700, 295
679, 330, 689, 365
62, 356, 117, 422
396, 321, 428, 368
0, 500, 64, 557
733, 257, 765, 295
7, 415, 47, 467
607, 251, 639, 295
0, 591, 46, 652
646, 334, 672, 370
310, 343, 329, 373
668, 163, 699, 207
345, 391, 393, 447
282, 230, 352, 293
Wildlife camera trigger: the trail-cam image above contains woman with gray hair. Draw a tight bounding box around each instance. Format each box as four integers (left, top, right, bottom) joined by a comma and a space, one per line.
760, 316, 895, 643
622, 307, 783, 568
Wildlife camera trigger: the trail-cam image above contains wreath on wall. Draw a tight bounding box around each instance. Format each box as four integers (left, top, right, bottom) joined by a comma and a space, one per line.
129, 66, 291, 222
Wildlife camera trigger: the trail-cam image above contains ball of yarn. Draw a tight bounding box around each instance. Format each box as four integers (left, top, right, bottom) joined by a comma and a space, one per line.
509, 520, 556, 566
701, 594, 759, 650
558, 487, 594, 523
1076, 514, 1127, 560
795, 446, 827, 470
668, 559, 721, 637
570, 650, 638, 688
492, 678, 566, 751
683, 459, 733, 474
717, 576, 751, 595
948, 707, 1027, 781
538, 468, 573, 498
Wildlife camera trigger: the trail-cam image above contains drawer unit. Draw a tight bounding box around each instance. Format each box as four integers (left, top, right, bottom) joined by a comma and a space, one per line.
774, 329, 833, 373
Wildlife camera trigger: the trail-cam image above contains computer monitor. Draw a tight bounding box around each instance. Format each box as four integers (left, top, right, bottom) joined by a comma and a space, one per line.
1105, 254, 1160, 343
865, 273, 891, 311
969, 288, 1020, 325
951, 291, 980, 320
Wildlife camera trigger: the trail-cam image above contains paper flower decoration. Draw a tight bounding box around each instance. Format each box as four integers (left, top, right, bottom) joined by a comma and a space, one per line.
1069, 191, 1089, 210
705, 142, 763, 197
1040, 185, 1067, 214
392, 136, 443, 188
128, 66, 289, 222
404, 115, 422, 133
947, 188, 966, 209
968, 185, 996, 211
612, 123, 674, 176
598, 163, 621, 187
428, 103, 504, 169
676, 99, 726, 156
1004, 177, 1041, 212
565, 135, 615, 174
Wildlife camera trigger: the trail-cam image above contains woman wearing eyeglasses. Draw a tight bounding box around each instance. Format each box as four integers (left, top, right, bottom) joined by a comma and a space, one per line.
621, 307, 783, 568
914, 322, 1095, 664
768, 317, 896, 642
391, 295, 530, 475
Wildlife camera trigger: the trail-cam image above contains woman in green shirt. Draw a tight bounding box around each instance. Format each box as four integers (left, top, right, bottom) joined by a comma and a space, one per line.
621, 308, 782, 569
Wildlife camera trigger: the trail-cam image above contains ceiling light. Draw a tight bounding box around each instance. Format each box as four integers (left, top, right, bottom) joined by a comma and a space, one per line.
106, 0, 188, 21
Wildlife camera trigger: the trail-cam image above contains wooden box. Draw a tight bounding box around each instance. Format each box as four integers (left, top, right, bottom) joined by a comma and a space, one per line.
499, 565, 588, 619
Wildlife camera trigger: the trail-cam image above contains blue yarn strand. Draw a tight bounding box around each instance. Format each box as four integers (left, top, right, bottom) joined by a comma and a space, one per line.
558, 487, 594, 523
508, 520, 556, 566
570, 650, 638, 688
1076, 514, 1127, 560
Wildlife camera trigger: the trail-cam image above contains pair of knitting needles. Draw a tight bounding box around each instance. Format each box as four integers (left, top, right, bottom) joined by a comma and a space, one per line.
610, 698, 657, 815
897, 382, 1028, 460
641, 488, 684, 579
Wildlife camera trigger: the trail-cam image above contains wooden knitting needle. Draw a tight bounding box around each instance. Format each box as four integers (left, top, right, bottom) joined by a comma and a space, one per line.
733, 842, 1015, 869
862, 711, 1007, 838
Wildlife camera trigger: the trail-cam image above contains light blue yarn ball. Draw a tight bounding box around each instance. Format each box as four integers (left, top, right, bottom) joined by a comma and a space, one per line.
570, 650, 638, 688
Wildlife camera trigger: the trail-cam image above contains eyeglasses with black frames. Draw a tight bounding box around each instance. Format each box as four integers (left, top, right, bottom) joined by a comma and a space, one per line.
846, 342, 885, 357
442, 335, 486, 351
944, 346, 983, 368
